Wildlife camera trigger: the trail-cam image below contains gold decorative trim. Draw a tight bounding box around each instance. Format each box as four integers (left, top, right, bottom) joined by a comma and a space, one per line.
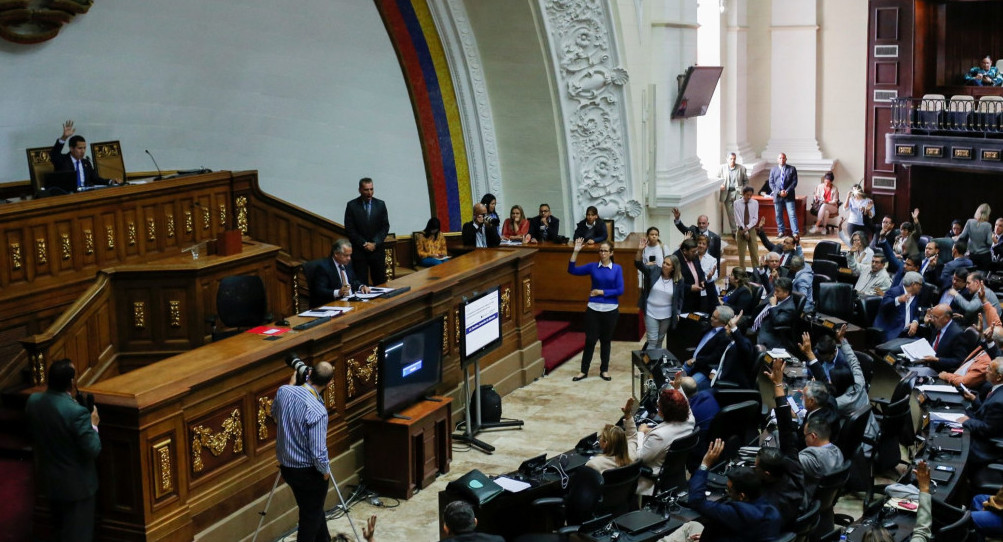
35, 238, 47, 265
191, 409, 243, 473
152, 439, 174, 498
146, 218, 156, 242
293, 266, 301, 314
442, 315, 448, 353
92, 142, 121, 159
326, 378, 337, 409
133, 301, 146, 329
201, 206, 211, 231
236, 196, 248, 234
523, 278, 533, 312
127, 222, 137, 246
166, 213, 175, 238
218, 203, 227, 229
60, 233, 71, 260
454, 308, 460, 345
385, 250, 395, 280
106, 225, 115, 249
169, 300, 181, 328
184, 210, 193, 234
501, 287, 511, 319
346, 346, 378, 399
9, 242, 21, 270
30, 351, 44, 386
257, 396, 273, 440
84, 229, 94, 255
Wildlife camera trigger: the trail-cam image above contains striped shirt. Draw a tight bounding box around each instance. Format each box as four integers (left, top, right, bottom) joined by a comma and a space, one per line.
272, 384, 330, 474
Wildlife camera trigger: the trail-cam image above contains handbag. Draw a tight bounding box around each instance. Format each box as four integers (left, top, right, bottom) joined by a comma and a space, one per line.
809, 198, 822, 216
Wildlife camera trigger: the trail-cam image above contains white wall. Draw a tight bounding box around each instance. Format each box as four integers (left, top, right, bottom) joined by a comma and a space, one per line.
0, 0, 430, 233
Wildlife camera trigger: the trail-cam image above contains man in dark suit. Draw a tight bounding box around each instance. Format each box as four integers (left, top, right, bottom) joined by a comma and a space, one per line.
939, 240, 974, 291
461, 203, 501, 247
344, 177, 390, 286
757, 232, 805, 269
919, 240, 944, 285
752, 276, 798, 350
50, 120, 121, 189
674, 238, 709, 313
959, 359, 1003, 469
308, 239, 371, 307
682, 305, 733, 389
714, 319, 755, 389
919, 303, 969, 372
672, 207, 721, 268
753, 252, 790, 298
874, 271, 928, 343
527, 203, 560, 243
442, 500, 505, 542
767, 153, 799, 238
25, 359, 101, 542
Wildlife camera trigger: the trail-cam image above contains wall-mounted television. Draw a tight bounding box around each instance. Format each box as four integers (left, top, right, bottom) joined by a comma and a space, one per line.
671, 66, 723, 119
460, 287, 502, 366
376, 318, 444, 418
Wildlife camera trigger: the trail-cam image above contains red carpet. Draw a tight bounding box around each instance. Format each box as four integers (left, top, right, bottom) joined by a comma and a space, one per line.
536, 315, 584, 373
0, 457, 33, 542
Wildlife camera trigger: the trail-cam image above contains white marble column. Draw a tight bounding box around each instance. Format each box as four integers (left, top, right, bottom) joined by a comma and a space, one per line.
760, 0, 834, 178
649, 1, 718, 212
720, 0, 764, 175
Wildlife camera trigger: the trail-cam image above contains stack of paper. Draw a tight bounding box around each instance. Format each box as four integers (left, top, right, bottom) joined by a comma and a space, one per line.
900, 339, 936, 361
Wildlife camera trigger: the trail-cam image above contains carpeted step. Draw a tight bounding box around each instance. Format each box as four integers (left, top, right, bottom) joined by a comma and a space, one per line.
536, 319, 572, 345
542, 331, 585, 373
0, 456, 34, 542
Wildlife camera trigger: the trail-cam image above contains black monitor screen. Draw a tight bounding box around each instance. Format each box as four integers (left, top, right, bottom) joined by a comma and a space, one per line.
377, 318, 443, 418
671, 66, 723, 119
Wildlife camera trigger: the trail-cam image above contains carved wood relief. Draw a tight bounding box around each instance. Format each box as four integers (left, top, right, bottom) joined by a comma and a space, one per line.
191, 408, 243, 474
0, 0, 92, 44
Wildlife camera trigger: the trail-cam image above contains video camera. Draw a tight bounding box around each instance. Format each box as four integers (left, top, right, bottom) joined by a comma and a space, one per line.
286, 353, 311, 385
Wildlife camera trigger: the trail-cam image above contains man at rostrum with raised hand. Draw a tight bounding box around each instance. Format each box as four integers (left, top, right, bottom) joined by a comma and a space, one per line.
272, 361, 335, 542
50, 120, 122, 189
345, 177, 390, 286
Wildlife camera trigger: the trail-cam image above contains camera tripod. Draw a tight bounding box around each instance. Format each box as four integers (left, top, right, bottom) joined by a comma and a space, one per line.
252, 467, 362, 542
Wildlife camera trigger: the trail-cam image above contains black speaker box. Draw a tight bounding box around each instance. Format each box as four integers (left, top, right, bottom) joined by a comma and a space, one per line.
468, 384, 501, 423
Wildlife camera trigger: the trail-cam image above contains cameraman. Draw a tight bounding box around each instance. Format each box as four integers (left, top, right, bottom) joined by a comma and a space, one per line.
272, 361, 335, 542
25, 358, 101, 542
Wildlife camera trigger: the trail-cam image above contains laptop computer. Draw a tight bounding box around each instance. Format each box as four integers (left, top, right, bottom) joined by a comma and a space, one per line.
614, 509, 674, 534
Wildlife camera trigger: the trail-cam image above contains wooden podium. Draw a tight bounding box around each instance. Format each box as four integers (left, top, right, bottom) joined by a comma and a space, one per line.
362, 397, 453, 499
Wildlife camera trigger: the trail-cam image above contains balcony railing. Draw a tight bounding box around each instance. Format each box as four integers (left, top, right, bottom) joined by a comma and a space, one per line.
891, 96, 1003, 136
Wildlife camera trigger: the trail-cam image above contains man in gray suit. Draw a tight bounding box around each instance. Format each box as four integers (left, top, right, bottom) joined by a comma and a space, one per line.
25, 359, 102, 542
719, 152, 748, 235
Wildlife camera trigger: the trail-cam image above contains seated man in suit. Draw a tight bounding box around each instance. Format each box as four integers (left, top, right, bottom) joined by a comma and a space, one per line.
874, 271, 929, 344
804, 333, 847, 382
919, 240, 944, 285
789, 256, 814, 314
939, 240, 974, 290
918, 303, 969, 372
50, 120, 122, 188
753, 252, 790, 298
876, 235, 922, 288
673, 207, 722, 269
752, 277, 798, 351
854, 253, 892, 297
461, 203, 501, 247
959, 359, 1003, 478
673, 372, 719, 433
527, 203, 560, 243
940, 325, 1003, 390
756, 229, 804, 268
714, 314, 755, 389
682, 305, 733, 389
955, 271, 1003, 324
308, 239, 371, 307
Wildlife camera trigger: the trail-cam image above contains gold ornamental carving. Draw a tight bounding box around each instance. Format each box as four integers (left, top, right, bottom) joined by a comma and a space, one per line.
191, 409, 243, 473
105, 225, 115, 249
201, 206, 211, 231
441, 315, 448, 353
133, 301, 146, 329
523, 278, 533, 312
35, 238, 47, 265
83, 229, 94, 255
346, 346, 378, 399
293, 266, 302, 314
501, 287, 511, 319
152, 439, 174, 498
218, 203, 227, 229
236, 196, 248, 234
184, 210, 193, 234
257, 396, 273, 440
146, 218, 156, 242
60, 233, 71, 260
0, 1, 92, 45
169, 300, 181, 328
127, 222, 137, 246
30, 351, 45, 386
454, 308, 460, 345
326, 378, 337, 409
9, 242, 21, 270
384, 250, 395, 280
166, 213, 175, 238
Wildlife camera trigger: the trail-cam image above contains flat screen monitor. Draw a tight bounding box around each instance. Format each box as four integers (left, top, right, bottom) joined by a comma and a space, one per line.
377, 318, 444, 418
460, 287, 502, 366
671, 66, 723, 119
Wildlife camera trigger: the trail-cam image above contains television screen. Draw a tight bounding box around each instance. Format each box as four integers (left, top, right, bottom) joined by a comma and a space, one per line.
461, 288, 502, 365
377, 318, 444, 418
671, 66, 723, 119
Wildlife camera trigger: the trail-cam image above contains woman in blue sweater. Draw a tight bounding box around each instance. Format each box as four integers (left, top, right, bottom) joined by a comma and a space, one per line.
568, 237, 624, 381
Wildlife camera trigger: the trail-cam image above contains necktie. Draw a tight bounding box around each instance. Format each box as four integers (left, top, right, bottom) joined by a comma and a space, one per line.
365, 201, 371, 218
339, 265, 350, 295
75, 160, 83, 188
933, 330, 942, 350
744, 200, 750, 227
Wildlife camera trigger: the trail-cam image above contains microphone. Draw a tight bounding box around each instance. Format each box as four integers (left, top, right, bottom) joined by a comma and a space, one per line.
145, 149, 164, 180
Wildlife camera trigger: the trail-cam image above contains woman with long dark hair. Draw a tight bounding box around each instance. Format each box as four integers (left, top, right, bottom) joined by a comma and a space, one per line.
416, 217, 448, 266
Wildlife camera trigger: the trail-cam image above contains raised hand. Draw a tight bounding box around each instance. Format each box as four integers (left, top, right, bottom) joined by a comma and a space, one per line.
836, 324, 848, 343
61, 119, 75, 140
912, 208, 920, 221
764, 358, 786, 387
363, 515, 377, 542
799, 332, 814, 358
672, 207, 681, 221
622, 397, 637, 416
573, 237, 584, 251
728, 310, 743, 329
702, 438, 725, 468
639, 237, 648, 251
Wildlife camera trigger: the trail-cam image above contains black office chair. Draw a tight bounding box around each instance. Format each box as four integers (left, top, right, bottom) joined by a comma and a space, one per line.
835, 404, 872, 460
811, 273, 830, 308
812, 260, 840, 286
853, 350, 875, 387
816, 282, 855, 321
714, 388, 762, 410
861, 394, 912, 506
207, 275, 271, 341
646, 429, 700, 496
792, 499, 821, 542
813, 241, 843, 265
597, 461, 641, 516
530, 466, 603, 534
700, 400, 761, 464
960, 325, 980, 353
932, 498, 973, 541
811, 459, 853, 541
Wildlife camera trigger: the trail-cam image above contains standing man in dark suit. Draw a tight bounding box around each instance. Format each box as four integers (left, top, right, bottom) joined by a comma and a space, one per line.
768, 153, 799, 238
344, 177, 390, 286
919, 303, 969, 372
527, 203, 560, 243
674, 238, 708, 313
50, 120, 121, 189
959, 359, 1003, 470
308, 239, 371, 307
25, 359, 101, 542
672, 207, 721, 268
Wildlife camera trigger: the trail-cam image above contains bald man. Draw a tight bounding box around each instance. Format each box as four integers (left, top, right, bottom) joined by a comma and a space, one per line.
673, 207, 721, 269
919, 303, 969, 372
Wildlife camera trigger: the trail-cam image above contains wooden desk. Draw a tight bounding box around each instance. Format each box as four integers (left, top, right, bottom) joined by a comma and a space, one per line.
57, 249, 539, 541
362, 397, 452, 499
754, 195, 808, 236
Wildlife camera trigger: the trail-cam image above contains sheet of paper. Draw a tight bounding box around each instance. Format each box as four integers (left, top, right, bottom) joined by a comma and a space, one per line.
494, 476, 531, 493
900, 339, 936, 361
369, 287, 394, 293
352, 292, 384, 300
917, 384, 960, 394
930, 412, 966, 423
768, 348, 792, 358
299, 307, 354, 317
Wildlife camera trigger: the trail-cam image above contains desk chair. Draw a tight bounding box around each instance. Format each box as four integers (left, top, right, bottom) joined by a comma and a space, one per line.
598, 461, 641, 516
813, 241, 843, 264
835, 404, 872, 460
26, 146, 55, 195
698, 400, 761, 468
207, 275, 271, 341
948, 95, 975, 132
862, 394, 912, 507
792, 499, 821, 542
811, 459, 853, 541
816, 282, 855, 322
976, 95, 1003, 133
931, 498, 973, 541
90, 140, 125, 181
642, 429, 700, 497
916, 94, 946, 133
530, 467, 603, 535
